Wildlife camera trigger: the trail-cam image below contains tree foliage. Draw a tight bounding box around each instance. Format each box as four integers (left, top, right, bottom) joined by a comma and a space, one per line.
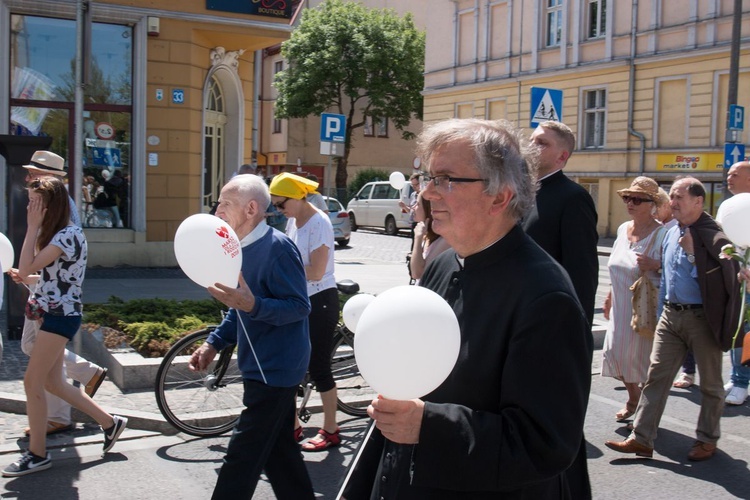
274, 0, 425, 189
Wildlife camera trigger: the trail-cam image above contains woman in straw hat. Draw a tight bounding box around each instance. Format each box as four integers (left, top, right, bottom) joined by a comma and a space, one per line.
269, 172, 341, 451
601, 176, 668, 423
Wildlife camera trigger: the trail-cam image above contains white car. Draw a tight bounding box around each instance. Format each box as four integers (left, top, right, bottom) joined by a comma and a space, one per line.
346, 181, 411, 235
324, 196, 352, 247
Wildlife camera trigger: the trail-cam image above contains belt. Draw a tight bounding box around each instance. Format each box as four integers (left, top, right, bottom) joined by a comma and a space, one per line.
665, 301, 703, 311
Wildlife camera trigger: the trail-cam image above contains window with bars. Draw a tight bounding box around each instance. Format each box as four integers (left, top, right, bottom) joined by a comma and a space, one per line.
583, 89, 606, 148
546, 0, 563, 47
587, 0, 607, 39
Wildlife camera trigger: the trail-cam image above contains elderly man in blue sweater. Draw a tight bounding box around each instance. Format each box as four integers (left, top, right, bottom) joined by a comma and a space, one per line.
189, 174, 314, 499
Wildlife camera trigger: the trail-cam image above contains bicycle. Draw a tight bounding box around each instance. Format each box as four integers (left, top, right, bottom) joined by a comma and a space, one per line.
154, 279, 375, 437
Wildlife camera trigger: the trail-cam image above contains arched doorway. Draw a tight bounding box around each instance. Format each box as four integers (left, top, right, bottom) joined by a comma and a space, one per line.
202, 48, 245, 213
203, 75, 227, 211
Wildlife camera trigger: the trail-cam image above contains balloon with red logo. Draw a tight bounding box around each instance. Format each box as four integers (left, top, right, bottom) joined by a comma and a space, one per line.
174, 214, 242, 288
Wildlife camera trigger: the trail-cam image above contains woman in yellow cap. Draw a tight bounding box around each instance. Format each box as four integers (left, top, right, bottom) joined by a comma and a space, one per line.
269, 172, 341, 451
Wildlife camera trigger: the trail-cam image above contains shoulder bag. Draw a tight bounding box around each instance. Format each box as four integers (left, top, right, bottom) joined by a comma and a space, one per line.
630, 231, 659, 339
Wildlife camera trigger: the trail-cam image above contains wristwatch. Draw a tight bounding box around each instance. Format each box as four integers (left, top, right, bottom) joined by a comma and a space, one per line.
686, 253, 696, 264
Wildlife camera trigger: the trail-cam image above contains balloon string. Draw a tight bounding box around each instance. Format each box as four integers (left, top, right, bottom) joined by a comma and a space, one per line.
237, 313, 267, 385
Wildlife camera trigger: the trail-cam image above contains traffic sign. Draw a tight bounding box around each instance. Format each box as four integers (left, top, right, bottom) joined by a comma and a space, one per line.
320, 113, 346, 143
530, 87, 563, 128
724, 143, 745, 168
729, 104, 745, 130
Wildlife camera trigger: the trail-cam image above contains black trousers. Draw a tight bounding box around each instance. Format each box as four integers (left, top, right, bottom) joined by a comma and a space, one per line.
212, 380, 314, 500
308, 287, 339, 393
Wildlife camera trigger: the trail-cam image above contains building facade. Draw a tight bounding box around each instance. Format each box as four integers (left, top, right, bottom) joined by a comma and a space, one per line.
1, 0, 295, 266
423, 0, 750, 235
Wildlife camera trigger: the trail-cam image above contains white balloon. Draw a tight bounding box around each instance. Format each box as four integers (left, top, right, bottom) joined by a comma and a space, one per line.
342, 293, 376, 333
354, 285, 460, 400
0, 232, 13, 272
717, 192, 750, 248
174, 214, 243, 288
389, 171, 406, 190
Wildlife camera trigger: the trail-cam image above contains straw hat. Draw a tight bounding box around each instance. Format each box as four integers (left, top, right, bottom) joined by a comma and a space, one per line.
22, 150, 66, 176
617, 176, 661, 205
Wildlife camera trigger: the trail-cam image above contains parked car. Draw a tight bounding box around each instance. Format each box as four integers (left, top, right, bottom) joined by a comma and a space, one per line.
346, 181, 411, 235
324, 196, 351, 247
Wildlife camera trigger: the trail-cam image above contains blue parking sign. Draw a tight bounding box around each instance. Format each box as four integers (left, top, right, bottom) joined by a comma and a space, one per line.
320, 113, 346, 143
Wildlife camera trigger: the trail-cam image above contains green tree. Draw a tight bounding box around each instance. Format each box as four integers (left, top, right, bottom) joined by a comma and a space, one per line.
274, 0, 425, 191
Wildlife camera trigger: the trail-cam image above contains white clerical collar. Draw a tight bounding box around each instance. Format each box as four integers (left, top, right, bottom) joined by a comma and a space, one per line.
455, 235, 504, 268
239, 220, 270, 248
538, 168, 563, 181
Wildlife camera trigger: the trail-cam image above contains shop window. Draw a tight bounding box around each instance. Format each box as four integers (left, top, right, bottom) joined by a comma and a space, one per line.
10, 15, 133, 229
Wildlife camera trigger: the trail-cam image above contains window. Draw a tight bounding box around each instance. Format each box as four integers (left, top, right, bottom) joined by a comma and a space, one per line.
583, 89, 606, 148
10, 15, 133, 229
587, 0, 606, 39
376, 117, 388, 138
273, 116, 282, 134
546, 0, 563, 47
363, 116, 374, 136
273, 60, 283, 74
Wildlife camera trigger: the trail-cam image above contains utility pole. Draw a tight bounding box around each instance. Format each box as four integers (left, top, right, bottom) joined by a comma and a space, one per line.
724, 0, 743, 200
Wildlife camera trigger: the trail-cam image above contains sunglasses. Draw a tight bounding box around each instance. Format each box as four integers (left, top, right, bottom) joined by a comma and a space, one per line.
273, 197, 290, 210
622, 195, 653, 206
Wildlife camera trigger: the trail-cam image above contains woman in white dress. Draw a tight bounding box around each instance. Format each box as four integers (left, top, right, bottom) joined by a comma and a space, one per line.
602, 177, 668, 422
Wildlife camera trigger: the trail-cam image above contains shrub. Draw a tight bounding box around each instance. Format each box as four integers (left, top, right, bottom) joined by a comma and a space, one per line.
346, 168, 391, 201
83, 297, 223, 357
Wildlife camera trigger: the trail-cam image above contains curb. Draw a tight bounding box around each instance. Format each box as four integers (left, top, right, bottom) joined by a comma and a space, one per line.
0, 391, 176, 436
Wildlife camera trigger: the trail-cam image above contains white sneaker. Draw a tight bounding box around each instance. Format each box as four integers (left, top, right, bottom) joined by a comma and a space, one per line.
725, 386, 748, 406
725, 381, 734, 395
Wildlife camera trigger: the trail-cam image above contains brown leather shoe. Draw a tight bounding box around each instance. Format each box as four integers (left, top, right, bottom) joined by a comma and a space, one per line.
85, 367, 107, 398
687, 441, 717, 461
604, 437, 653, 458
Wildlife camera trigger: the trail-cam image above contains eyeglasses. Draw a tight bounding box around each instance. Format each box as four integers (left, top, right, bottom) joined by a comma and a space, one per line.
420, 174, 487, 192
622, 195, 653, 206
273, 197, 290, 210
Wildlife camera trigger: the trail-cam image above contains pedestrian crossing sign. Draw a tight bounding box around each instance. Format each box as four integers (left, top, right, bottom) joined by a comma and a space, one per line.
530, 87, 563, 128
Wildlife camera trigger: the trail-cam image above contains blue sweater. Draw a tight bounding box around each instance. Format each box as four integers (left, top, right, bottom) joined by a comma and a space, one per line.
207, 227, 311, 387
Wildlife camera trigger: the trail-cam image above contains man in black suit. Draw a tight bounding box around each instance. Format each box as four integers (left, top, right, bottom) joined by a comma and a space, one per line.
340, 119, 592, 498
523, 121, 598, 500
523, 120, 599, 326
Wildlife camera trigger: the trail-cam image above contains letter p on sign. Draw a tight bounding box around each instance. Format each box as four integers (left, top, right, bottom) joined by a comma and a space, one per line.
320, 113, 346, 143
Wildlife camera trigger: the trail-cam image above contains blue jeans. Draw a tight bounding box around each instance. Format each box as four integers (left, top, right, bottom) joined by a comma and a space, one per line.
730, 323, 750, 389
212, 380, 314, 500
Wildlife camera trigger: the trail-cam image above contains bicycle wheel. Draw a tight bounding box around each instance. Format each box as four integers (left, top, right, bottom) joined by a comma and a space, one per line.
155, 327, 244, 437
332, 325, 375, 417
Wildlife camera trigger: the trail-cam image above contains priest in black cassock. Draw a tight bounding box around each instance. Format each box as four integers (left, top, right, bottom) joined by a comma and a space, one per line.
340, 118, 593, 499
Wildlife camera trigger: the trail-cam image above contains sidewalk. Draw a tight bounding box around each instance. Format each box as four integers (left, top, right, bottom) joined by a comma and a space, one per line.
0, 235, 616, 453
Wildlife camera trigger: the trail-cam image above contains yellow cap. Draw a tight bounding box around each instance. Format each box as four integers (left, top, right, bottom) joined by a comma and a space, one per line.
269, 172, 319, 199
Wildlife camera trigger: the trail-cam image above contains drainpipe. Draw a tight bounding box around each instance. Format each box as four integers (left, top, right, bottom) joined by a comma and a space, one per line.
253, 49, 262, 165
628, 0, 646, 175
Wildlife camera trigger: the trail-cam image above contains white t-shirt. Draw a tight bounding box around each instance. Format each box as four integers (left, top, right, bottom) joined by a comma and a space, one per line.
285, 210, 336, 296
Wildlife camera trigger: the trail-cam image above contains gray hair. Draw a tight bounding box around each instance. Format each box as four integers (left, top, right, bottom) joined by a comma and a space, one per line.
230, 174, 271, 210
416, 118, 538, 221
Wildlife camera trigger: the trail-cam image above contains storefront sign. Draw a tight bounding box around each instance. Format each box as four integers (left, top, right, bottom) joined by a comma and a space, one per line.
206, 0, 292, 19
656, 153, 724, 172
